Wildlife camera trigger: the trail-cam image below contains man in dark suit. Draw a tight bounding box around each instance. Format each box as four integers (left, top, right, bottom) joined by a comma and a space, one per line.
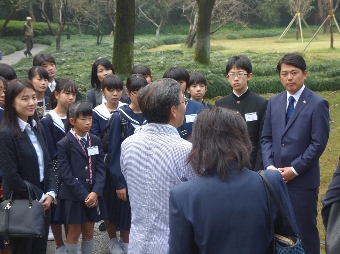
261, 53, 330, 254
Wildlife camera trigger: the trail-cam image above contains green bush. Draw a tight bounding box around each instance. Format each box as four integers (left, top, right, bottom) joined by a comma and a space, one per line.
0, 20, 79, 37
0, 38, 24, 54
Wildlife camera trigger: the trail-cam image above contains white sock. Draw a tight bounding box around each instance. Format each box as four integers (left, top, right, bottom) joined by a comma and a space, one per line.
65, 242, 78, 254
81, 239, 93, 254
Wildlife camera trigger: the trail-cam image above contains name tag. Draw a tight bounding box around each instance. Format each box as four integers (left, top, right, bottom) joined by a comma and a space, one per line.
88, 146, 99, 156
245, 112, 258, 122
185, 114, 197, 123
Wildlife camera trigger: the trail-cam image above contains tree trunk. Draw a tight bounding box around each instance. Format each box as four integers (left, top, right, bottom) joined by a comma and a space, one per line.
330, 15, 334, 48
194, 0, 216, 65
296, 20, 299, 40
0, 7, 16, 37
28, 2, 36, 21
38, 6, 55, 35
186, 12, 198, 48
113, 0, 135, 76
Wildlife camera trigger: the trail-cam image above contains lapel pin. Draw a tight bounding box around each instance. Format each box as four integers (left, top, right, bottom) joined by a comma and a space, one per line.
303, 100, 306, 104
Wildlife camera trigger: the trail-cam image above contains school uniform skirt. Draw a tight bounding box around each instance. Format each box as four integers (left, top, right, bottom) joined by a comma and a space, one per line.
54, 196, 108, 224
106, 177, 131, 231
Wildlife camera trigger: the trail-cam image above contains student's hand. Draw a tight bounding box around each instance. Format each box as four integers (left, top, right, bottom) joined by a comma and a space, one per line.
85, 192, 98, 208
278, 167, 297, 183
42, 194, 53, 211
116, 188, 127, 201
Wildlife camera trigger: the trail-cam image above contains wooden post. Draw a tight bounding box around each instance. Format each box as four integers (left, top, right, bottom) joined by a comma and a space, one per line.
278, 14, 297, 41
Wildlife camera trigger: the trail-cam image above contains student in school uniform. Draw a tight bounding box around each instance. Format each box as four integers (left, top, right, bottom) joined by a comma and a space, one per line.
28, 66, 50, 118
188, 72, 211, 107
41, 79, 78, 254
215, 55, 268, 171
55, 102, 107, 254
33, 54, 82, 102
163, 67, 204, 140
131, 65, 153, 84
86, 58, 115, 108
91, 74, 126, 137
90, 74, 126, 234
107, 74, 148, 254
0, 79, 56, 254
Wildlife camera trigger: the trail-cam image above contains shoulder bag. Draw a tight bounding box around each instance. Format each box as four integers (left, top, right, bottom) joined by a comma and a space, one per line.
0, 181, 45, 244
259, 170, 308, 254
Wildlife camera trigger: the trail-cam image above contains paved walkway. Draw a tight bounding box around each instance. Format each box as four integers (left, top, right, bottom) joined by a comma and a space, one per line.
0, 44, 49, 66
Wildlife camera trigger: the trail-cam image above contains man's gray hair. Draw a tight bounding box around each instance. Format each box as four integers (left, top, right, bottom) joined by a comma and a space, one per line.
138, 78, 181, 124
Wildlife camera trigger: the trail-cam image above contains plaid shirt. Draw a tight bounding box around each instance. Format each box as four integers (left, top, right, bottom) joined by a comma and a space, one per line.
121, 123, 197, 254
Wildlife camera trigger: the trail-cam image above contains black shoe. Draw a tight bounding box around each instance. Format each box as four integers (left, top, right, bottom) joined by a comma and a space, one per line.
99, 222, 106, 231
24, 51, 27, 57
28, 53, 32, 57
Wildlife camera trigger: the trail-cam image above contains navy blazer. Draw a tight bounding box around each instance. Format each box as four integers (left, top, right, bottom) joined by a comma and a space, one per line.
0, 125, 56, 199
177, 100, 204, 138
261, 87, 329, 189
169, 169, 298, 254
57, 132, 106, 201
322, 158, 340, 228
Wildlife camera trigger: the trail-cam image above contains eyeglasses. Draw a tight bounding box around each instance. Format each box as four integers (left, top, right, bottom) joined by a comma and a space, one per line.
0, 88, 5, 94
280, 71, 301, 78
227, 72, 248, 79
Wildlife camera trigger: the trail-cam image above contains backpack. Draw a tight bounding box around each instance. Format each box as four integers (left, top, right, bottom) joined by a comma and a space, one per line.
100, 111, 128, 154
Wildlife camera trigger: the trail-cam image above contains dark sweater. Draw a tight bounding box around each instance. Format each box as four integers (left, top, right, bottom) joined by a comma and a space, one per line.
0, 125, 56, 199
215, 90, 268, 171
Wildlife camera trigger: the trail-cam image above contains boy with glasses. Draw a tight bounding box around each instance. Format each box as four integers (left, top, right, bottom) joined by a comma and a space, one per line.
215, 55, 267, 171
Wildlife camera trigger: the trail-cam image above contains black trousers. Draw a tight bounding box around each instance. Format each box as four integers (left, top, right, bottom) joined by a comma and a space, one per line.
9, 208, 51, 254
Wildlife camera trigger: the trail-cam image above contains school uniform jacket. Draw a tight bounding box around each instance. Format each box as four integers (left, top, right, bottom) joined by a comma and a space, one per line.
215, 90, 268, 171
178, 100, 204, 138
91, 101, 126, 137
0, 125, 56, 199
41, 110, 66, 159
108, 105, 147, 190
57, 132, 106, 201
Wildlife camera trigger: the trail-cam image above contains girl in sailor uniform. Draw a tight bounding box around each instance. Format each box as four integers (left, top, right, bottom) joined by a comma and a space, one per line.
40, 79, 78, 253
55, 102, 107, 254
91, 74, 126, 137
106, 74, 148, 253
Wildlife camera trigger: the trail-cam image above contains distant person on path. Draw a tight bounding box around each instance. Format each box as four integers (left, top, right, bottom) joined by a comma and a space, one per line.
23, 17, 34, 57
261, 53, 330, 254
120, 78, 196, 253
215, 55, 267, 171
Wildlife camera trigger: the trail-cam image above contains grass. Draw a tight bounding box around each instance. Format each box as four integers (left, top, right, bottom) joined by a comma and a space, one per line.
6, 25, 340, 253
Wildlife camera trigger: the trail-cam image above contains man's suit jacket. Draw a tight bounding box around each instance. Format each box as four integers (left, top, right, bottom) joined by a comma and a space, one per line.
261, 87, 330, 189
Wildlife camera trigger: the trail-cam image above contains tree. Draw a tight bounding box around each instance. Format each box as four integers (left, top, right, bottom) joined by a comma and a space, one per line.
112, 0, 135, 76
287, 0, 315, 40
0, 0, 31, 37
324, 0, 340, 48
182, 0, 255, 48
68, 0, 115, 44
194, 0, 216, 65
137, 0, 180, 37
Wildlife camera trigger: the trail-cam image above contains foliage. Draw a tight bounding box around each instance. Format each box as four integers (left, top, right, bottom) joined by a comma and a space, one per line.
0, 20, 79, 37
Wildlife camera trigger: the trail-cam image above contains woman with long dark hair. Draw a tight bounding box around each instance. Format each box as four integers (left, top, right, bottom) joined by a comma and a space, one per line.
169, 107, 298, 254
0, 79, 56, 254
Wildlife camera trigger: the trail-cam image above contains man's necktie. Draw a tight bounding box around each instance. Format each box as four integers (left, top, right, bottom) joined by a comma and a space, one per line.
80, 138, 87, 150
286, 96, 295, 124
